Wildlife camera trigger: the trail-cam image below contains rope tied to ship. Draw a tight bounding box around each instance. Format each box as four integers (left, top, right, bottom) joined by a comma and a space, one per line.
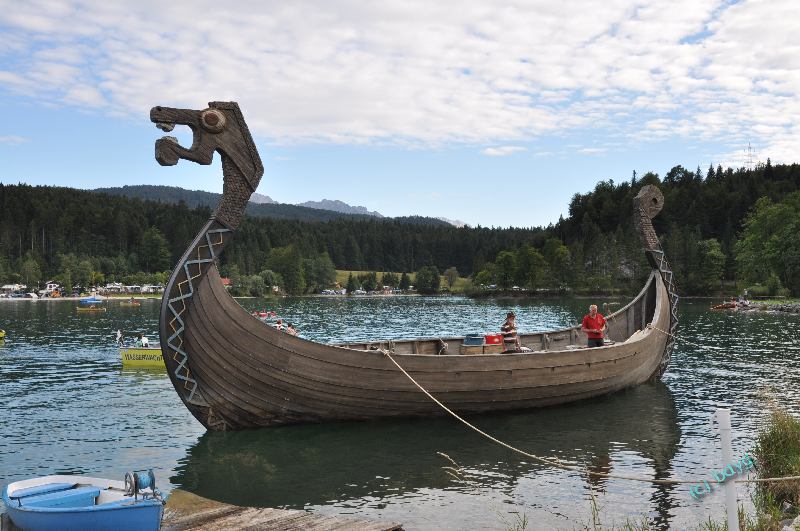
379, 348, 800, 486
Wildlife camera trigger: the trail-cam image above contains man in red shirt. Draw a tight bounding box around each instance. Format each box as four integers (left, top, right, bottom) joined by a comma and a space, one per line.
581, 304, 606, 348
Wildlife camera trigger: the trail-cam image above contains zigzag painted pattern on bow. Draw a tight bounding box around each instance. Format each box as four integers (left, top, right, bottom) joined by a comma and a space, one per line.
650, 248, 679, 376
166, 227, 230, 403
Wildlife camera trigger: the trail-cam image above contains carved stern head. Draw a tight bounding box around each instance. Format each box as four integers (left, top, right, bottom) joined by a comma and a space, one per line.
633, 184, 664, 252
150, 102, 264, 229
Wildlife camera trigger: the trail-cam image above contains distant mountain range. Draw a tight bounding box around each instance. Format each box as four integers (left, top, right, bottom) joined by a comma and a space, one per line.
92, 185, 454, 226
249, 192, 276, 204
436, 216, 468, 228
296, 199, 383, 217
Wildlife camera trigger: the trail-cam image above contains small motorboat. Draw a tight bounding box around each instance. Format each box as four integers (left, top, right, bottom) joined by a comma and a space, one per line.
710, 299, 747, 311
120, 346, 165, 369
2, 471, 164, 531
79, 296, 104, 306
120, 301, 142, 307
0, 329, 5, 340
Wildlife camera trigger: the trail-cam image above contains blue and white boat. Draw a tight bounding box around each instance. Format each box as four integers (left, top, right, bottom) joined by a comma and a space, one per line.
78, 296, 104, 306
2, 472, 163, 530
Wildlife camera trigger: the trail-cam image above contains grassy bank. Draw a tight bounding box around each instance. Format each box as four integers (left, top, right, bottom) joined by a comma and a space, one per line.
562, 408, 800, 531
750, 298, 800, 306
750, 409, 800, 526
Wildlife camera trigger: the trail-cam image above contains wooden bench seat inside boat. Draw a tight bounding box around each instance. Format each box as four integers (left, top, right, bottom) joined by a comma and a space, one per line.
18, 486, 100, 508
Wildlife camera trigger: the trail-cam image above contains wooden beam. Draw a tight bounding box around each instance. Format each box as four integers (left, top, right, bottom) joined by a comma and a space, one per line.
162, 490, 402, 531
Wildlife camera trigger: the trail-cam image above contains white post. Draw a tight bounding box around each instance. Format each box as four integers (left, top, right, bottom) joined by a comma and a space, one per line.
714, 408, 739, 531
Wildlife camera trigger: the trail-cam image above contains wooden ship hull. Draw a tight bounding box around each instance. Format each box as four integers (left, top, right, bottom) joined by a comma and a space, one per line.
151, 102, 679, 431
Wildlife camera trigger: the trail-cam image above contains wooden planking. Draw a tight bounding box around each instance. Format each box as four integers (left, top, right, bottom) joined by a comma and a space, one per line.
166, 253, 668, 429
189, 313, 658, 425
162, 489, 402, 530
204, 266, 665, 381
175, 265, 670, 428
204, 266, 658, 374
199, 269, 663, 394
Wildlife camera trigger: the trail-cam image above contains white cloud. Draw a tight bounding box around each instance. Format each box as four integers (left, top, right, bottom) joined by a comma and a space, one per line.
0, 0, 798, 164
0, 135, 29, 144
482, 146, 527, 156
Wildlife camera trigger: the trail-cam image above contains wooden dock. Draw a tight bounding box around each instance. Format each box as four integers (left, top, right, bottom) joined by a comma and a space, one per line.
162, 489, 403, 530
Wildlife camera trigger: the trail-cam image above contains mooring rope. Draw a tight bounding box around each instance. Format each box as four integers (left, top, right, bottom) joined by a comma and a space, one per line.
380, 348, 800, 486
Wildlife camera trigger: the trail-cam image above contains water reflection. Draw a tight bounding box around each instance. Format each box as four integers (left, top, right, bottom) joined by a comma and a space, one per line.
173, 382, 680, 525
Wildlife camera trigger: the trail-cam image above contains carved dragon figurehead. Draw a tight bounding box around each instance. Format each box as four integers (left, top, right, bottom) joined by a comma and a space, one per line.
150, 101, 264, 229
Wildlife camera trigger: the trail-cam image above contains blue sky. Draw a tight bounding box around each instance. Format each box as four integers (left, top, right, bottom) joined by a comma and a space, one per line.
1, 1, 797, 227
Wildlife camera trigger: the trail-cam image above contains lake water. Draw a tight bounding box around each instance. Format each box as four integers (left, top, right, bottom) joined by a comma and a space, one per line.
1, 296, 798, 529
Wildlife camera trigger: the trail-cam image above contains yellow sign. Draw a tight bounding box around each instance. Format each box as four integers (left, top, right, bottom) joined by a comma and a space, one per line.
120, 347, 165, 369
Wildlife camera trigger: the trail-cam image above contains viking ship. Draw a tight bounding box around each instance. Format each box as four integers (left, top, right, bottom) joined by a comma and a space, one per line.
152, 102, 679, 431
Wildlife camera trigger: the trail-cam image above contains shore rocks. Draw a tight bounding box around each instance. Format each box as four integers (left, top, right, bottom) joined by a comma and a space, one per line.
767, 303, 800, 314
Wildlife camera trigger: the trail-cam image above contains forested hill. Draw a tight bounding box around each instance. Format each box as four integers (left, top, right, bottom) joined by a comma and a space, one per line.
0, 183, 512, 280
2, 160, 799, 295
93, 185, 413, 224
94, 185, 224, 209
92, 184, 392, 223
516, 160, 800, 295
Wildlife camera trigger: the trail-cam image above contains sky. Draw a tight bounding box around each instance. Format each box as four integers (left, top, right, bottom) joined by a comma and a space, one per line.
1, 0, 798, 228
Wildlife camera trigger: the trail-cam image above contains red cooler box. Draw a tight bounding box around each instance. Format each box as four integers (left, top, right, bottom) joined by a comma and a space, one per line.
484, 334, 503, 345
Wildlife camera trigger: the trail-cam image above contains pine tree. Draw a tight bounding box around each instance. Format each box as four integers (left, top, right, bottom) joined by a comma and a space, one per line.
140, 227, 171, 273
444, 267, 459, 290
399, 272, 411, 290
346, 272, 359, 294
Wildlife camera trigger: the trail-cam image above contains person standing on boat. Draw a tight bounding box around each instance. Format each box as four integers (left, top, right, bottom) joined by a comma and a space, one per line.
581, 304, 606, 347
501, 312, 521, 351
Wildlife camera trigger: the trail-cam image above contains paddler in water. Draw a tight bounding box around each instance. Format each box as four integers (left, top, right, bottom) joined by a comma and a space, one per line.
581, 304, 607, 347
